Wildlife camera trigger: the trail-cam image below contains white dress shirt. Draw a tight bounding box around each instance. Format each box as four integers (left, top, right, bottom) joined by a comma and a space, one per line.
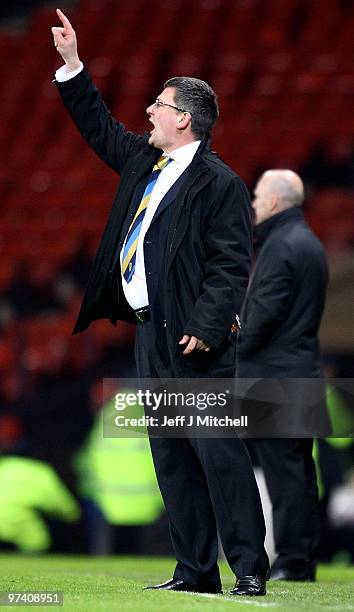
55, 63, 200, 310
120, 141, 200, 309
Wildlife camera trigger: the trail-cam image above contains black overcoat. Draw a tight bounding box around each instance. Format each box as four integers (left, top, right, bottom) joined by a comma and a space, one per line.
55, 69, 252, 375
237, 207, 329, 378
236, 208, 330, 436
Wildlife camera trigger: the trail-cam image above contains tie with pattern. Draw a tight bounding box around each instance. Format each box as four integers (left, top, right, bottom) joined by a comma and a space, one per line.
121, 155, 172, 283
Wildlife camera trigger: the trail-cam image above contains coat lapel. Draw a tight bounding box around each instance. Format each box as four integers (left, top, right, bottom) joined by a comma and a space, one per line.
166, 154, 216, 270
149, 165, 190, 227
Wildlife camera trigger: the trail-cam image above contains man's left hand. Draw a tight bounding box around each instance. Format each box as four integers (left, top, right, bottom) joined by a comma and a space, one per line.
179, 335, 211, 355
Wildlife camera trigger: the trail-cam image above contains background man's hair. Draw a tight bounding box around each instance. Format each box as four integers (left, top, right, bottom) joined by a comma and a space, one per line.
164, 76, 219, 140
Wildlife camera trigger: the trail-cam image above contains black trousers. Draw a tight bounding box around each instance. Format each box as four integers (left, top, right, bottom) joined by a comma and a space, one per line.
250, 438, 320, 576
135, 321, 269, 584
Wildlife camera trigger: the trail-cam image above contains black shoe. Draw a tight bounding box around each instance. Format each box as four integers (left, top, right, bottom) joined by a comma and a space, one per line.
144, 578, 222, 594
230, 575, 266, 596
269, 568, 315, 582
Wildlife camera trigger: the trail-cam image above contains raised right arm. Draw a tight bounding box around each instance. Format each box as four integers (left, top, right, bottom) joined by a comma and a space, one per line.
51, 9, 147, 174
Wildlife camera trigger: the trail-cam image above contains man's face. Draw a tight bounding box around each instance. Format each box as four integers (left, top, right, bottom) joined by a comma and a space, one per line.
252, 176, 275, 225
146, 87, 183, 151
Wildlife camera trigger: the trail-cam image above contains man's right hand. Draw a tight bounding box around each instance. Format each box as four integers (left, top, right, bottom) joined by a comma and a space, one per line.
52, 8, 81, 71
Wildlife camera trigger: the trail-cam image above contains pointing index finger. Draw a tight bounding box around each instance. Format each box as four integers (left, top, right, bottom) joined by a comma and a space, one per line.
56, 8, 73, 30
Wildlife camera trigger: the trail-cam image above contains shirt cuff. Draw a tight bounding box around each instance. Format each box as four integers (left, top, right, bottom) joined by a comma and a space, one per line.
55, 62, 84, 82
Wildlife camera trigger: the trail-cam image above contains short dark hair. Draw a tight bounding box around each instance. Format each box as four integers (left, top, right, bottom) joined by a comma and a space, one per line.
163, 76, 219, 140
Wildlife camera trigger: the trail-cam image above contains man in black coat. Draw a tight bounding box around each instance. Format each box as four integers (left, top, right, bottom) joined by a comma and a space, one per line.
51, 9, 269, 596
237, 169, 329, 581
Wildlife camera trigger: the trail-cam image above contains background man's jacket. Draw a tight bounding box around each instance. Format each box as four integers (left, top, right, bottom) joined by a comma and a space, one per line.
237, 207, 329, 378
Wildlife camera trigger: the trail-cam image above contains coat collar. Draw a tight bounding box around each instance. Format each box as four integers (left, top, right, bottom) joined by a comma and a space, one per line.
196, 134, 212, 155
254, 207, 305, 250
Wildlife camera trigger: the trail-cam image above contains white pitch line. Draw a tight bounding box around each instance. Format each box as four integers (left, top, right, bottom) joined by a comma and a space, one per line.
182, 592, 354, 610
182, 591, 280, 606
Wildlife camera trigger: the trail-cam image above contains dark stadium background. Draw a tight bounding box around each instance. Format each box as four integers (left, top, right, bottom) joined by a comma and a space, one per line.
0, 0, 353, 559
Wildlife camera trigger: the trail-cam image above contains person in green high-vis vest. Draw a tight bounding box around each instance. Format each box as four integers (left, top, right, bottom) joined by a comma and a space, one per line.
75, 399, 165, 554
0, 456, 80, 553
313, 383, 354, 563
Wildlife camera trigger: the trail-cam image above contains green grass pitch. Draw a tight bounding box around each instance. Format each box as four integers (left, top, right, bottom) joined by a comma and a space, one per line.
0, 555, 353, 611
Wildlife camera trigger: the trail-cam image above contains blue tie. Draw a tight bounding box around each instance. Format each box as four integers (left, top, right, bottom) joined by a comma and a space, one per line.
121, 155, 171, 282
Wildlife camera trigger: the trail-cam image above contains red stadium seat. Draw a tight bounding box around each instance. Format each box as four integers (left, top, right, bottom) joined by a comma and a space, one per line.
0, 0, 353, 407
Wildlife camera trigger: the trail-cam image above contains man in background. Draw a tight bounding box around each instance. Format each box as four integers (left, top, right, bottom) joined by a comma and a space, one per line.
237, 170, 329, 581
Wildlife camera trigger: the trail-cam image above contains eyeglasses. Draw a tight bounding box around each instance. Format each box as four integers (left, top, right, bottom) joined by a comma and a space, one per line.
153, 98, 190, 114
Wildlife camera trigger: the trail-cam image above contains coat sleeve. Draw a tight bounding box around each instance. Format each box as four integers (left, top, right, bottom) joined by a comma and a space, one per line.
55, 67, 148, 175
183, 176, 252, 348
237, 242, 294, 355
